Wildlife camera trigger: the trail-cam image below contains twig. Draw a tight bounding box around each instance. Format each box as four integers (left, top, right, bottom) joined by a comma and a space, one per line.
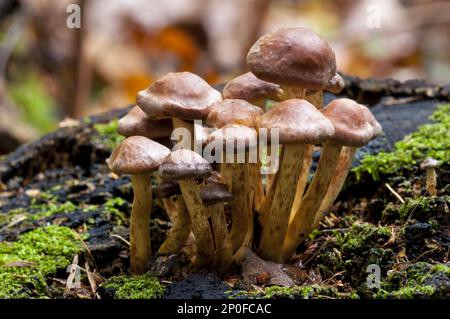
385, 183, 405, 203
110, 233, 131, 246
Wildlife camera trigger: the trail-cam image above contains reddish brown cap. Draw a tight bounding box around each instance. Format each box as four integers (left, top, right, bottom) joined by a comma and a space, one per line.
199, 179, 233, 206
206, 99, 263, 128
222, 72, 283, 103
108, 136, 171, 175
118, 106, 173, 139
158, 149, 212, 181
324, 73, 345, 94
207, 124, 258, 150
257, 99, 334, 144
321, 98, 382, 147
247, 28, 336, 90
137, 72, 222, 120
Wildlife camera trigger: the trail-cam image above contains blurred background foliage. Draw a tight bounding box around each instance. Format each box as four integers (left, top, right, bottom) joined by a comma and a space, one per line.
0, 0, 449, 154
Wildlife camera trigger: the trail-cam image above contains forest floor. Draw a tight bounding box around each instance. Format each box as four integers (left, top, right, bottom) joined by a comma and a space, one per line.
0, 76, 449, 299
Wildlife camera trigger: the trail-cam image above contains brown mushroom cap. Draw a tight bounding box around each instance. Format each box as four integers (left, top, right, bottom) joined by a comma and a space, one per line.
137, 72, 222, 120
247, 28, 336, 90
159, 149, 212, 181
257, 99, 334, 144
199, 179, 233, 207
321, 98, 382, 147
222, 72, 284, 103
420, 157, 439, 170
118, 106, 173, 139
108, 136, 171, 175
206, 99, 263, 128
207, 124, 258, 150
157, 180, 181, 198
324, 73, 345, 94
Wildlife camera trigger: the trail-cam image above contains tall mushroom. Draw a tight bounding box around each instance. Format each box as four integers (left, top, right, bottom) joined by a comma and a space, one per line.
136, 72, 222, 149
257, 99, 334, 262
156, 181, 191, 255
206, 99, 263, 215
290, 72, 346, 222
158, 149, 215, 267
108, 136, 171, 274
222, 72, 284, 109
282, 98, 381, 261
207, 124, 258, 254
420, 158, 439, 195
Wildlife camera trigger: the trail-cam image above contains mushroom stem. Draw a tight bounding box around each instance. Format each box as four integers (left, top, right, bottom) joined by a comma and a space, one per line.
312, 146, 357, 227
130, 174, 152, 275
282, 143, 342, 261
178, 179, 215, 266
158, 196, 191, 255
281, 86, 304, 99
229, 162, 250, 253
209, 204, 233, 272
258, 144, 306, 261
250, 156, 264, 210
290, 91, 323, 219
289, 145, 314, 222
425, 167, 437, 195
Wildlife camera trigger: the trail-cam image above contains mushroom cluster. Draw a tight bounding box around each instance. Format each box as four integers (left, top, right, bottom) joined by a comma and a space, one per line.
108, 27, 382, 274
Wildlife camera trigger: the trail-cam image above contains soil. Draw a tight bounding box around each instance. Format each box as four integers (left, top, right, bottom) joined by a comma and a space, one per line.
0, 76, 449, 299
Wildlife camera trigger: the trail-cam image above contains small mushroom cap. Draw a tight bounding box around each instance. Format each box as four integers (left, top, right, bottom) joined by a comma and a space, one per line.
137, 72, 222, 120
324, 73, 345, 94
222, 72, 284, 103
199, 180, 233, 207
420, 157, 439, 170
118, 106, 173, 139
157, 180, 181, 198
108, 136, 171, 175
257, 99, 334, 144
207, 124, 258, 150
206, 99, 263, 128
159, 149, 212, 181
247, 28, 336, 90
321, 98, 382, 147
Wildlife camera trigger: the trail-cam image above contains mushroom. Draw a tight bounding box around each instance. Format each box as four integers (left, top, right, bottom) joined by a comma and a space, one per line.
158, 149, 215, 267
136, 72, 222, 149
199, 174, 234, 272
108, 136, 171, 274
247, 27, 336, 101
156, 180, 191, 255
282, 98, 381, 261
420, 158, 439, 195
290, 73, 346, 221
222, 72, 284, 108
257, 99, 334, 262
206, 99, 264, 211
207, 124, 258, 254
118, 105, 173, 142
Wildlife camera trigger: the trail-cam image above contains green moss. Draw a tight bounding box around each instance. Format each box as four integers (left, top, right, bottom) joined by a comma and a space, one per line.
230, 285, 359, 299
354, 104, 450, 180
381, 195, 449, 223
0, 226, 84, 298
102, 197, 129, 226
336, 223, 391, 253
375, 262, 450, 299
93, 119, 124, 150
100, 274, 165, 299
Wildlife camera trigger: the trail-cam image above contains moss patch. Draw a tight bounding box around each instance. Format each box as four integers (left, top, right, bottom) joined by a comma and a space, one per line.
375, 262, 450, 298
354, 104, 450, 180
0, 226, 84, 298
100, 273, 165, 299
93, 119, 124, 150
